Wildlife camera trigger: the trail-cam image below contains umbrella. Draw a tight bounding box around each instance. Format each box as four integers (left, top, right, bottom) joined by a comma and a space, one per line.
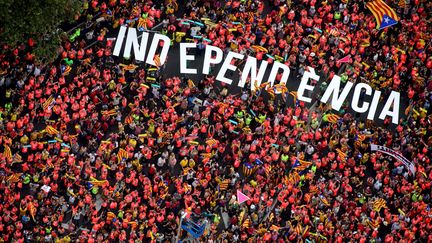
251, 45, 268, 53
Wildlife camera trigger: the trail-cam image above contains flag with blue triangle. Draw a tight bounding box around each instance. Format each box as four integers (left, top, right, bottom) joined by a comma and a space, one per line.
366, 0, 399, 29
292, 159, 301, 169
379, 14, 398, 30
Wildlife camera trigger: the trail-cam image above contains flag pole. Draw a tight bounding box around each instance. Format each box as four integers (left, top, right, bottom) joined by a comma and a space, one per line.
174, 211, 186, 243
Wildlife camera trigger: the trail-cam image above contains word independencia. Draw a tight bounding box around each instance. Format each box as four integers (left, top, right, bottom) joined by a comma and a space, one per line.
113, 26, 400, 124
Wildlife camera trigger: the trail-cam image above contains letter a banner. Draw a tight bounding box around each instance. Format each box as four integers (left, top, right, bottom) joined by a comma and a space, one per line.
370, 144, 415, 175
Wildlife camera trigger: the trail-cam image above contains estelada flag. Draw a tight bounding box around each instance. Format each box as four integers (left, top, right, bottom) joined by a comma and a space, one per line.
366, 0, 399, 30
293, 159, 312, 172
117, 148, 128, 163
242, 163, 257, 177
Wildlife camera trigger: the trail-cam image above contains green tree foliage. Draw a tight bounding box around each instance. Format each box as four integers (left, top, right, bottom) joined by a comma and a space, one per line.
0, 0, 82, 62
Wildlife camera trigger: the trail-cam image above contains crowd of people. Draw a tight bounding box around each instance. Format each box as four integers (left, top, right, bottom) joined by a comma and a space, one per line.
0, 0, 431, 242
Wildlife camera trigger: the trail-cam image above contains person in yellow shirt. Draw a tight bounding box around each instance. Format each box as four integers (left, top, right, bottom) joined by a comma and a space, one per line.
180, 157, 188, 167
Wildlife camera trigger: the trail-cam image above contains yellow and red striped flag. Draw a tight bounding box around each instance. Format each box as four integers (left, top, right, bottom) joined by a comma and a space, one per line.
323, 113, 341, 123
270, 225, 281, 231
205, 138, 218, 147
329, 27, 340, 36
354, 134, 367, 147
13, 153, 22, 163
137, 17, 147, 30
319, 195, 330, 207
187, 79, 195, 88
117, 148, 128, 163
336, 148, 347, 161
7, 173, 22, 183
373, 198, 387, 212
63, 66, 72, 75
154, 55, 161, 67
366, 0, 399, 30
366, 218, 380, 229
284, 173, 301, 185
45, 125, 59, 135
266, 87, 275, 99
119, 64, 138, 72
107, 212, 116, 221
129, 221, 138, 229
3, 145, 12, 161
290, 91, 298, 103
218, 179, 230, 191
274, 83, 288, 94
242, 164, 257, 177
29, 203, 37, 221
42, 95, 55, 111
124, 115, 134, 125
293, 159, 312, 171
89, 177, 108, 187
294, 224, 309, 237
102, 109, 117, 117
264, 164, 272, 177
309, 184, 319, 195
242, 218, 251, 228
201, 153, 213, 159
